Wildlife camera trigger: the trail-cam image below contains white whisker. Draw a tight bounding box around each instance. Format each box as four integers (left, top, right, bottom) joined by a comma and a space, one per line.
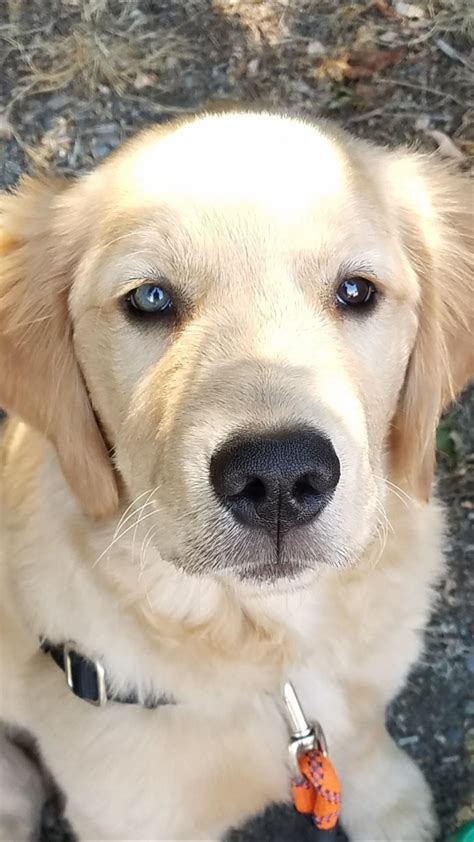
114, 487, 156, 538
138, 525, 160, 580
375, 474, 415, 509
93, 509, 159, 568
131, 489, 159, 560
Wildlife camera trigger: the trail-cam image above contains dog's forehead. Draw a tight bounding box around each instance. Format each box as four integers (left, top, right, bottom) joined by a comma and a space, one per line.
109, 113, 352, 219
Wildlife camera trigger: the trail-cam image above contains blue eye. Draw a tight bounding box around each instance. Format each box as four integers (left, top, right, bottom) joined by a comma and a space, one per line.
127, 283, 174, 315
336, 278, 376, 309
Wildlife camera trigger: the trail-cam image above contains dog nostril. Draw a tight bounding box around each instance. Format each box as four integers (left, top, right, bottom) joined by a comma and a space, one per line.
232, 476, 267, 505
292, 474, 321, 501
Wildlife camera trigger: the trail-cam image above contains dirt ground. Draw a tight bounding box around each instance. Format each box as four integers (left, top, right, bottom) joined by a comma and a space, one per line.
0, 1, 473, 839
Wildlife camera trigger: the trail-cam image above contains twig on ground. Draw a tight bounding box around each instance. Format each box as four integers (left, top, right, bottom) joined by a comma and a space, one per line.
434, 37, 474, 71
376, 77, 469, 107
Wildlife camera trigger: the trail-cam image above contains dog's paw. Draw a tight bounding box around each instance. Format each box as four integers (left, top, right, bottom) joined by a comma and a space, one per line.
341, 740, 438, 842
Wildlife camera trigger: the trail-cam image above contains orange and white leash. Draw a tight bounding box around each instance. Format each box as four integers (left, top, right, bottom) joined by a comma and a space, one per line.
283, 682, 341, 837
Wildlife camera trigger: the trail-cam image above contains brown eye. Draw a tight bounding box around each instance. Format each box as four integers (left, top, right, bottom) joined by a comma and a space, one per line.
336, 278, 376, 309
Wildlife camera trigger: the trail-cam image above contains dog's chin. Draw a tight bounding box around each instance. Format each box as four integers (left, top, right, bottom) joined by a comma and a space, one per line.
226, 555, 316, 586
224, 547, 357, 588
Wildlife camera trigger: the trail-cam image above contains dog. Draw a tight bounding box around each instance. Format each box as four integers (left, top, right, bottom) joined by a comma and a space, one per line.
0, 110, 472, 841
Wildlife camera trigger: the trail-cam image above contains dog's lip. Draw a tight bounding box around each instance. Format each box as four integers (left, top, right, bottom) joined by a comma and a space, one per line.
236, 560, 311, 583
166, 548, 314, 581
164, 523, 332, 579
218, 550, 317, 583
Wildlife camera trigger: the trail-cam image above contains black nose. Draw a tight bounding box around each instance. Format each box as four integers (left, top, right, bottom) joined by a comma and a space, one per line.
210, 429, 340, 536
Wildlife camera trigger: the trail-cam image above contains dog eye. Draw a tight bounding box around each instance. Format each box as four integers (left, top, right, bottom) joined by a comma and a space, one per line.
126, 283, 174, 315
336, 278, 376, 309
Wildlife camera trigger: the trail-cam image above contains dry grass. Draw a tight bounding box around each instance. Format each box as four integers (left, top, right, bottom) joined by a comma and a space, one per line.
2, 0, 473, 127
428, 0, 474, 37
0, 0, 472, 169
1, 0, 199, 108
14, 27, 194, 97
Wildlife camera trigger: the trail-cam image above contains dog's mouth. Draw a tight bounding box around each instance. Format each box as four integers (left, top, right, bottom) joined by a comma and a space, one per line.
232, 555, 314, 584
167, 522, 347, 584
132, 471, 371, 584
171, 551, 313, 584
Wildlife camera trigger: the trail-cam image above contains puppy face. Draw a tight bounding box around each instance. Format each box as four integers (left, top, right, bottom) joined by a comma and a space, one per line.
1, 112, 472, 583
69, 114, 419, 581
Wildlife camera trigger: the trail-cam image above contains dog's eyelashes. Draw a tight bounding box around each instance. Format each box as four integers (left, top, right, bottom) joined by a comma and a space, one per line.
125, 283, 175, 317
336, 278, 377, 311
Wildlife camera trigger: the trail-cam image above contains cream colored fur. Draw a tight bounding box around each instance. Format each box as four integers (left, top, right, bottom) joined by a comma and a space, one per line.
0, 111, 472, 841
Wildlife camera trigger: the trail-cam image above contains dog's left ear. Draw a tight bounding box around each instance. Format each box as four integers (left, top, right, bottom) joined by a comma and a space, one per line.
0, 176, 119, 518
388, 153, 473, 500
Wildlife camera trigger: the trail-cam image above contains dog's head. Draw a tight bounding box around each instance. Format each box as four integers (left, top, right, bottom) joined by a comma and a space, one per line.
1, 112, 472, 583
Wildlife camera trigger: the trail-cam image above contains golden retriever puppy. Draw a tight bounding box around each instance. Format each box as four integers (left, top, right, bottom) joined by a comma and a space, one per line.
0, 110, 472, 841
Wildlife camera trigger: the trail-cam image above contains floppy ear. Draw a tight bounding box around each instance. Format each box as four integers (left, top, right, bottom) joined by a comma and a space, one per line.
389, 154, 473, 500
0, 176, 118, 517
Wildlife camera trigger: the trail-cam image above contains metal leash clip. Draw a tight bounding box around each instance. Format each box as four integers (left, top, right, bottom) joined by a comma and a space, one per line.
283, 681, 328, 780
283, 682, 341, 837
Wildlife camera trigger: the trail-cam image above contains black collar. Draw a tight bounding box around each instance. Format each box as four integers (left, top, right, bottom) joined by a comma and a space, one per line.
40, 640, 176, 708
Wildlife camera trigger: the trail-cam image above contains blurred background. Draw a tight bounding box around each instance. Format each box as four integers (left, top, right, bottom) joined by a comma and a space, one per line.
0, 1, 472, 839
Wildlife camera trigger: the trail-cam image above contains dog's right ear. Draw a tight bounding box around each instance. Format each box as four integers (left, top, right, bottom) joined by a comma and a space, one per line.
0, 176, 118, 518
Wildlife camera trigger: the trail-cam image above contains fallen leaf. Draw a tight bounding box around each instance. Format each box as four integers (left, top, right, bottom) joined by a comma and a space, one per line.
246, 57, 260, 78
133, 71, 159, 90
346, 47, 407, 79
379, 30, 398, 44
306, 39, 326, 58
395, 2, 424, 18
427, 130, 464, 160
414, 114, 431, 132
353, 24, 377, 51
316, 47, 406, 81
371, 0, 396, 18
458, 139, 474, 157
29, 117, 72, 168
315, 55, 352, 82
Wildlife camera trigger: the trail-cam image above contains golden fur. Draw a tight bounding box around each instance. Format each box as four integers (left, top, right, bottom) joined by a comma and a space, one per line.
0, 111, 472, 840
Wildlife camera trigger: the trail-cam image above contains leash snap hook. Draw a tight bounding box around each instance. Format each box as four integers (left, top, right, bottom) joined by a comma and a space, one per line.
283, 681, 328, 780
283, 681, 341, 835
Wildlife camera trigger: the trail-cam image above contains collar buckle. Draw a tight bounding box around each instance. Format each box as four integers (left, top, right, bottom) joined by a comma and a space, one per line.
63, 642, 107, 707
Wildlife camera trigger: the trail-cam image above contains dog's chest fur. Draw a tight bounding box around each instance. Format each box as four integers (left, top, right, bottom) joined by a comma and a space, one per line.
0, 430, 444, 839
